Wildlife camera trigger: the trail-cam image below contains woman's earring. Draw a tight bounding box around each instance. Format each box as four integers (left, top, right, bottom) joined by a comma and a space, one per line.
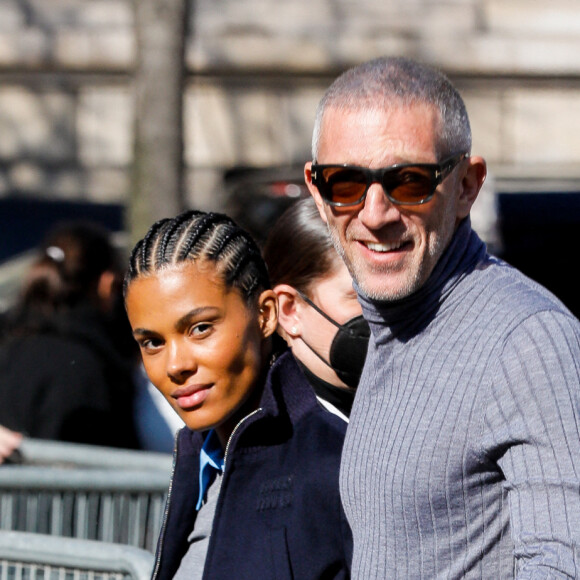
291, 326, 298, 336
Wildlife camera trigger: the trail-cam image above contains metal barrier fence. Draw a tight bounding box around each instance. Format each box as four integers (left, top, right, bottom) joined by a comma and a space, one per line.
1, 439, 173, 553
0, 466, 169, 553
17, 438, 173, 472
0, 529, 154, 580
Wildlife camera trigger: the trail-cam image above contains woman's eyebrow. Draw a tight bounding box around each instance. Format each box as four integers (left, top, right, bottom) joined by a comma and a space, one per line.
132, 327, 155, 338
131, 307, 221, 337
174, 307, 220, 332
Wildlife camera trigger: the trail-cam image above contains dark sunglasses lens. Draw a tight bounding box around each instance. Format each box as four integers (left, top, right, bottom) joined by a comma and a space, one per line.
385, 167, 435, 203
320, 167, 367, 205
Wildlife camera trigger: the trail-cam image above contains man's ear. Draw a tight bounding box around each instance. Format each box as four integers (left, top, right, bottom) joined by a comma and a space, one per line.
272, 284, 301, 339
304, 162, 329, 224
456, 155, 487, 222
257, 290, 278, 339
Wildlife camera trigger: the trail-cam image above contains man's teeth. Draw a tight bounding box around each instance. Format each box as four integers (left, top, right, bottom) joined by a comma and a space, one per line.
365, 241, 403, 252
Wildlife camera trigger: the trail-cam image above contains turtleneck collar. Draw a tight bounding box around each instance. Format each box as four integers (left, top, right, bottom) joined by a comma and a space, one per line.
356, 218, 487, 341
296, 359, 356, 418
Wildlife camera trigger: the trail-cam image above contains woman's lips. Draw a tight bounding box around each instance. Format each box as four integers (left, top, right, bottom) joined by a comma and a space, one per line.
172, 384, 212, 409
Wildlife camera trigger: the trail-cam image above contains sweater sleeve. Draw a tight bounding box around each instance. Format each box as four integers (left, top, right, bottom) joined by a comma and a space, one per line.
484, 310, 580, 579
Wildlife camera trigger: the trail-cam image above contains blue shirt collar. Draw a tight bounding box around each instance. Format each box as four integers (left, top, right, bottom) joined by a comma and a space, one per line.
196, 430, 225, 511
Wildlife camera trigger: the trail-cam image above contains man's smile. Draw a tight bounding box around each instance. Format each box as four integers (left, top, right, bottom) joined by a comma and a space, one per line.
362, 240, 407, 253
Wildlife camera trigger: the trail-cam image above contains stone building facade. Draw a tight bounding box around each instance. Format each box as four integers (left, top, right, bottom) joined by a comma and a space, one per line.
1, 0, 580, 214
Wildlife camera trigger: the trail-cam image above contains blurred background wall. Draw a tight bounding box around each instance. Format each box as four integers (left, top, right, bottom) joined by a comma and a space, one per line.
1, 0, 579, 314
2, 0, 580, 205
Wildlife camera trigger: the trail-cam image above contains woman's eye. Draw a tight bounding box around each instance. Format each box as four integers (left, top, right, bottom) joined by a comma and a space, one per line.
191, 323, 212, 337
139, 337, 163, 351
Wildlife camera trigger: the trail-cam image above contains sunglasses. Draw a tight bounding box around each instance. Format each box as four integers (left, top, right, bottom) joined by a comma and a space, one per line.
311, 152, 468, 207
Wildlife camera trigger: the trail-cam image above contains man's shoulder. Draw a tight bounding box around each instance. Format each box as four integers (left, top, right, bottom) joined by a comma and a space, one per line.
465, 255, 575, 321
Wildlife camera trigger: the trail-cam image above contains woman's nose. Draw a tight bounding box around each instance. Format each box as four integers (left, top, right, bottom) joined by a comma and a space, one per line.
166, 341, 197, 382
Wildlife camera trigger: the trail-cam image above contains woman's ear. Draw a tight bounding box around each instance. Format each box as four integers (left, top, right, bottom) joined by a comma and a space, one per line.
257, 290, 278, 339
273, 284, 301, 339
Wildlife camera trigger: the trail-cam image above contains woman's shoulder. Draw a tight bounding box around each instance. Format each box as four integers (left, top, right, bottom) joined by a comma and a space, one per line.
269, 351, 344, 419
287, 397, 348, 469
298, 402, 348, 443
265, 349, 348, 444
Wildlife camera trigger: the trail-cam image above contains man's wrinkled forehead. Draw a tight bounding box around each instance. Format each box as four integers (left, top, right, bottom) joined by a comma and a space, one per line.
317, 102, 444, 162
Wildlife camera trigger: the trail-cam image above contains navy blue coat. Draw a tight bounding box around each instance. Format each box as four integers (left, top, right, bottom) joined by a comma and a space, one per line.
152, 350, 352, 579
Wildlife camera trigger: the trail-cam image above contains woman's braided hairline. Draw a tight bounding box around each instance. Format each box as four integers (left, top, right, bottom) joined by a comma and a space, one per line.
124, 210, 270, 302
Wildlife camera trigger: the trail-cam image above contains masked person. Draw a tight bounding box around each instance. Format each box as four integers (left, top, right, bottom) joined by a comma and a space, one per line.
263, 197, 369, 421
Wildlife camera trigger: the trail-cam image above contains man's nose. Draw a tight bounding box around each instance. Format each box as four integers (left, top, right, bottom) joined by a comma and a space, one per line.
357, 183, 402, 229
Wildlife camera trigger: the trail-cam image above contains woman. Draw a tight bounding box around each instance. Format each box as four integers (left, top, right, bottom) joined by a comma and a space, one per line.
0, 221, 139, 448
263, 197, 370, 420
124, 210, 351, 579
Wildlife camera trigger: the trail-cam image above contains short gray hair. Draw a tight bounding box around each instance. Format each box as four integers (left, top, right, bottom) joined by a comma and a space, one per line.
311, 56, 471, 161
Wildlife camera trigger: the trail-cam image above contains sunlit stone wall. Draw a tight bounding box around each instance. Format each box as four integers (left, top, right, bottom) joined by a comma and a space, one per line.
1, 0, 580, 211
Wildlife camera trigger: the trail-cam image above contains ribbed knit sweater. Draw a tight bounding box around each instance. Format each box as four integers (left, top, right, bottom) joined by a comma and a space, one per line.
340, 218, 580, 579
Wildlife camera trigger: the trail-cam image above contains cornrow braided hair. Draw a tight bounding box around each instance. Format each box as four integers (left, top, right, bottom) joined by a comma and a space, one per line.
124, 210, 271, 304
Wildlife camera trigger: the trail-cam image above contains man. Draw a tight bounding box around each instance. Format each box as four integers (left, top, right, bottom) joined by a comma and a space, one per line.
305, 56, 580, 579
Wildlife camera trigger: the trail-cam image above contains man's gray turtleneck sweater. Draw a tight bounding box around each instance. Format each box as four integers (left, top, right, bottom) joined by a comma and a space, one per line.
341, 219, 580, 579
